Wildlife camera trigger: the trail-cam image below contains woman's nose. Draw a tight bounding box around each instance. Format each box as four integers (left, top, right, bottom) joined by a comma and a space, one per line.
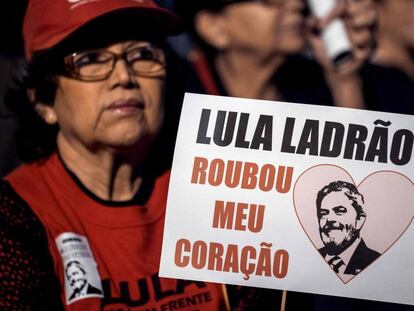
110, 58, 136, 87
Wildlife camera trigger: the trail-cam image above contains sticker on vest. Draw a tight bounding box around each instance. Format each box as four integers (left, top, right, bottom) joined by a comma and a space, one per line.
56, 232, 104, 305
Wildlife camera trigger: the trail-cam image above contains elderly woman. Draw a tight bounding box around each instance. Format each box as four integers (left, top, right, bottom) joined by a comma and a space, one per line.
0, 0, 226, 310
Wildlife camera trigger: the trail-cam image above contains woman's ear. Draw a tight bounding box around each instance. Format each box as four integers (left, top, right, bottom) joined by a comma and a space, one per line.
34, 102, 58, 125
27, 88, 57, 125
195, 10, 230, 50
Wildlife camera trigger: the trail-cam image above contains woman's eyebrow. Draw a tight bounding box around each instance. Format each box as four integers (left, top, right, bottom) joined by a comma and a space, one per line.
124, 41, 152, 50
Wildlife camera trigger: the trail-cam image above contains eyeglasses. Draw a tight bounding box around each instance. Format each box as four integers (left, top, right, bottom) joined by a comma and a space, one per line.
64, 44, 166, 81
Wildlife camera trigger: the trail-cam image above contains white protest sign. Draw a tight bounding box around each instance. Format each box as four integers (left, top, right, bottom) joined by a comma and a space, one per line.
160, 93, 414, 305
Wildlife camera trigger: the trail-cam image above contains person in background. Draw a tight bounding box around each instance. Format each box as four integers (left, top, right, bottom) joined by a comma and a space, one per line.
362, 0, 414, 115
172, 1, 414, 310
0, 0, 229, 310
174, 0, 377, 109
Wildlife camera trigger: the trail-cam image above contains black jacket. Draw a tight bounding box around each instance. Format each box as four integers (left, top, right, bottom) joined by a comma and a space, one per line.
319, 239, 380, 275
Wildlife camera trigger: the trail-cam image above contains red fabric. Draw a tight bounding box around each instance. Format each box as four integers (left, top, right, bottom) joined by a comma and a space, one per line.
190, 48, 220, 95
23, 0, 182, 59
7, 154, 224, 310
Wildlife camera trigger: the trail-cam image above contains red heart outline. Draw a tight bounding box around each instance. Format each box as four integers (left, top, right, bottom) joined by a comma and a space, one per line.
293, 164, 414, 284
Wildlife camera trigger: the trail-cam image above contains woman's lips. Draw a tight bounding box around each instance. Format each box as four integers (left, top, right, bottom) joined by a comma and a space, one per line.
107, 99, 145, 114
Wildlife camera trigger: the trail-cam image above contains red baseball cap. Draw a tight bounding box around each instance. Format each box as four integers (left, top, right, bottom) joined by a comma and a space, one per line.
23, 0, 182, 59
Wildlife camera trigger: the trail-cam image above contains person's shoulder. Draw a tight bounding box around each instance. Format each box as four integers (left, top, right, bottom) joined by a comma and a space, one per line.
0, 178, 63, 310
357, 239, 380, 259
5, 160, 44, 185
4, 156, 58, 208
0, 179, 44, 237
87, 283, 102, 295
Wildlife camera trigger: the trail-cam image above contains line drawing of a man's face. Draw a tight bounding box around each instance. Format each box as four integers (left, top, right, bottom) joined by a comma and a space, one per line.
66, 261, 88, 294
316, 181, 366, 255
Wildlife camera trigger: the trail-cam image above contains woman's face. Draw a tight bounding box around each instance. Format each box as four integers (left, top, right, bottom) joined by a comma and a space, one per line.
50, 40, 166, 151
220, 0, 306, 57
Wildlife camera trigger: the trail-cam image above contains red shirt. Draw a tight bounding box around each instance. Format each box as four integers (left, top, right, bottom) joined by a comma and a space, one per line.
7, 154, 225, 311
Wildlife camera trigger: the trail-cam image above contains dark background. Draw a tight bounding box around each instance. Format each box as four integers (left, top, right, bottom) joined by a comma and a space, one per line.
0, 1, 27, 176
0, 0, 27, 56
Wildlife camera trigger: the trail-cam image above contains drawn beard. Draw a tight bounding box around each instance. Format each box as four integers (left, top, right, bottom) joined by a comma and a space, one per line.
71, 278, 87, 292
320, 222, 358, 255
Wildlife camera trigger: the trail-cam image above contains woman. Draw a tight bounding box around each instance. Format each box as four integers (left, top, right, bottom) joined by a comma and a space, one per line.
175, 0, 377, 108
0, 0, 226, 310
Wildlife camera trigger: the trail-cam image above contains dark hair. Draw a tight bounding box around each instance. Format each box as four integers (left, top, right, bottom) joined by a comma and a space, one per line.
175, 0, 247, 24
5, 52, 60, 163
316, 181, 365, 218
65, 260, 86, 277
174, 0, 233, 57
